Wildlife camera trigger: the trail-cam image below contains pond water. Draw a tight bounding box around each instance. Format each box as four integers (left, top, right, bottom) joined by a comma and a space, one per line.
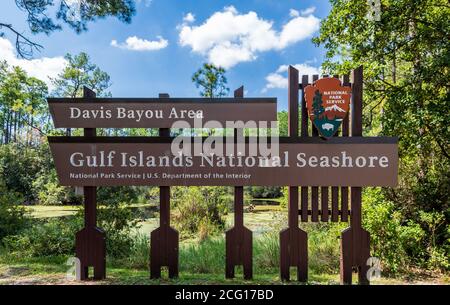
129, 204, 158, 221
249, 199, 280, 206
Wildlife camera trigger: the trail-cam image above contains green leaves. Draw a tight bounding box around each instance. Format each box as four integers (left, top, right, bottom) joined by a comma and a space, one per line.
0, 61, 49, 144
315, 0, 449, 270
51, 52, 111, 98
192, 63, 230, 98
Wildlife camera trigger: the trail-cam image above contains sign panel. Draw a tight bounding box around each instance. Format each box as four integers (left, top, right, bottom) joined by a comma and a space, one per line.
48, 98, 277, 128
48, 137, 398, 187
304, 78, 351, 138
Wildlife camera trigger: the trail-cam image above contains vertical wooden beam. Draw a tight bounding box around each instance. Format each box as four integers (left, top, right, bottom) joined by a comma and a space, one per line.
330, 75, 340, 223
83, 85, 96, 228
311, 187, 319, 222
226, 86, 252, 280
320, 187, 329, 222
76, 86, 106, 281
150, 93, 179, 279
350, 67, 363, 230
288, 66, 299, 229
311, 74, 319, 136
234, 86, 244, 229
280, 66, 307, 282
341, 66, 371, 285
300, 75, 309, 223
311, 74, 319, 222
340, 75, 350, 222
331, 186, 339, 222
158, 93, 171, 228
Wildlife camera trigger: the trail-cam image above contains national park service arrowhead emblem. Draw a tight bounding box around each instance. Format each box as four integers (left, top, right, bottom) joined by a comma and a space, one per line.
304, 77, 351, 138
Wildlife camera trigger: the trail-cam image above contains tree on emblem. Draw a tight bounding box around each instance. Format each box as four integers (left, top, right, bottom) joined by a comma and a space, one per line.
312, 90, 324, 119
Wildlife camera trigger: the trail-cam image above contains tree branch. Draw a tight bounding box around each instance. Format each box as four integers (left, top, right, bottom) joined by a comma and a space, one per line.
0, 23, 43, 58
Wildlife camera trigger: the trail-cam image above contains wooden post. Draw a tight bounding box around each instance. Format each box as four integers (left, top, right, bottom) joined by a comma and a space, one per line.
280, 66, 308, 282
75, 86, 106, 280
340, 74, 350, 223
225, 86, 253, 279
150, 93, 179, 279
300, 75, 309, 223
340, 66, 371, 285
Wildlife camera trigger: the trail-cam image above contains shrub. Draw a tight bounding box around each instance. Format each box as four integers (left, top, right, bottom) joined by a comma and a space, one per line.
97, 186, 144, 205
304, 222, 345, 274
32, 170, 81, 205
172, 187, 228, 239
3, 217, 82, 257
0, 187, 28, 241
0, 144, 44, 202
363, 188, 425, 274
94, 202, 141, 259
418, 210, 449, 271
4, 202, 141, 259
247, 186, 282, 199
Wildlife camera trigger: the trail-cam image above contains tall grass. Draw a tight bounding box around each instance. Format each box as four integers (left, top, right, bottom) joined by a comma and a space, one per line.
180, 237, 226, 273
118, 223, 345, 276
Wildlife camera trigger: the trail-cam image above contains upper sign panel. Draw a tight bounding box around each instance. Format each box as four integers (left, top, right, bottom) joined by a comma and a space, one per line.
48, 98, 277, 128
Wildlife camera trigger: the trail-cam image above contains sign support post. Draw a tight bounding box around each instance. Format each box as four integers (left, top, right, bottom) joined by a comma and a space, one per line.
226, 86, 253, 280
279, 66, 308, 282
340, 67, 371, 285
75, 86, 106, 280
150, 93, 179, 279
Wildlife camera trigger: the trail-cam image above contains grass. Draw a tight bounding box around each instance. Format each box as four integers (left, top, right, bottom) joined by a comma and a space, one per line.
1, 231, 448, 285
25, 203, 158, 218
7, 202, 447, 285
1, 253, 446, 285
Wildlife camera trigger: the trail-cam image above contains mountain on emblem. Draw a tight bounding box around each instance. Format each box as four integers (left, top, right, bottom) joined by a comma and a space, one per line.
325, 104, 346, 112
304, 77, 351, 138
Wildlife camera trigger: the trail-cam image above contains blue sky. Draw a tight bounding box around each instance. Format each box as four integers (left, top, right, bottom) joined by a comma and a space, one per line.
0, 0, 331, 110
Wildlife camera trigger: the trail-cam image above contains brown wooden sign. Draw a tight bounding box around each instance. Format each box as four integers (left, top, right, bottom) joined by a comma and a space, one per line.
48, 137, 398, 187
48, 97, 277, 128
47, 67, 399, 284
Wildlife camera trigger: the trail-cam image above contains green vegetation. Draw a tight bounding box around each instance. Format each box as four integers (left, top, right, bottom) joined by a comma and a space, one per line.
1, 217, 448, 285
0, 183, 28, 241
313, 0, 449, 272
171, 187, 229, 240
192, 63, 229, 98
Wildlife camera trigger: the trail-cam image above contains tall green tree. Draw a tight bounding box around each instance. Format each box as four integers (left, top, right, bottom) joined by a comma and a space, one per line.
313, 0, 449, 262
51, 52, 111, 98
51, 52, 111, 136
0, 61, 48, 145
192, 63, 230, 98
0, 0, 135, 58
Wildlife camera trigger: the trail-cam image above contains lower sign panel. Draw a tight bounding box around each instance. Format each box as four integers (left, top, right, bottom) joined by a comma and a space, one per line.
49, 140, 398, 187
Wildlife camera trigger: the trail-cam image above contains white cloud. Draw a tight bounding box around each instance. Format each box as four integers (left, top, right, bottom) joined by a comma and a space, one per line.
289, 9, 300, 18
136, 0, 153, 7
183, 12, 195, 23
111, 36, 168, 51
300, 7, 316, 16
0, 38, 66, 89
263, 63, 320, 92
178, 6, 320, 69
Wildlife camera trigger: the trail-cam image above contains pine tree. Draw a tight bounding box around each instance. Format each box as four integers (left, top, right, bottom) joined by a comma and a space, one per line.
312, 90, 324, 119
